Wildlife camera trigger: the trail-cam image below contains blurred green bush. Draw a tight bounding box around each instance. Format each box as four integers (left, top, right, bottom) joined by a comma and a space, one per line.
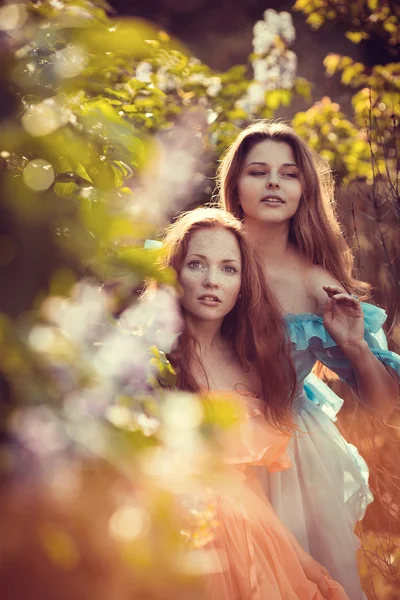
0, 1, 398, 598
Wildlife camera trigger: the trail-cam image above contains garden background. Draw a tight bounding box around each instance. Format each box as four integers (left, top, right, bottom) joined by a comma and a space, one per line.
0, 1, 399, 598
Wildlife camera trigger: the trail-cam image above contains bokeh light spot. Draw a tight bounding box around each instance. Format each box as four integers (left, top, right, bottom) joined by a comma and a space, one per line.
23, 159, 55, 191
53, 45, 87, 79
109, 505, 150, 541
0, 4, 27, 31
22, 101, 63, 137
162, 392, 203, 431
28, 326, 56, 352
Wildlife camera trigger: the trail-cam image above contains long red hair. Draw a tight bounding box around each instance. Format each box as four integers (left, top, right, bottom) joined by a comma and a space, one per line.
158, 207, 297, 429
217, 120, 369, 298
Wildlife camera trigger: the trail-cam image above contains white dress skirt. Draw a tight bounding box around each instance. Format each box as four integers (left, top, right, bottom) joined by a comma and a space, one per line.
255, 303, 400, 600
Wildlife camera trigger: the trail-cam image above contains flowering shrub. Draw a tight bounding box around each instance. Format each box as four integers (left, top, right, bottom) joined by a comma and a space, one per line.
293, 0, 399, 51
0, 1, 399, 598
292, 97, 373, 183
0, 2, 242, 597
292, 0, 399, 183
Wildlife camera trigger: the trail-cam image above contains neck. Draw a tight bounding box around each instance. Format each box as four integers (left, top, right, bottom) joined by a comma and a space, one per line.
185, 314, 224, 355
244, 216, 292, 267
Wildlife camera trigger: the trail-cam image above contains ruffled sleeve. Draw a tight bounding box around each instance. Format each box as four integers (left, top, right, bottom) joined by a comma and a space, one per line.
287, 302, 400, 390
219, 395, 292, 473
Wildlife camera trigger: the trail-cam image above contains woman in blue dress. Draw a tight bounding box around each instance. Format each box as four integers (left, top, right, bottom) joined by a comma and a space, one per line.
217, 120, 400, 599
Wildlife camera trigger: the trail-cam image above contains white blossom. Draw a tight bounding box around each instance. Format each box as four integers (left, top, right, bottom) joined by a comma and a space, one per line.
156, 66, 177, 92
205, 76, 222, 97
136, 62, 152, 83
250, 9, 298, 93
247, 82, 265, 105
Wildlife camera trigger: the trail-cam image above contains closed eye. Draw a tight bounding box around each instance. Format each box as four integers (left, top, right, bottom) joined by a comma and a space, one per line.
282, 171, 298, 178
250, 171, 267, 177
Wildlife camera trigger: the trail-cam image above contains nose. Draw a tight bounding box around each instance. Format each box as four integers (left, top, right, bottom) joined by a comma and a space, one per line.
266, 169, 280, 188
203, 268, 219, 288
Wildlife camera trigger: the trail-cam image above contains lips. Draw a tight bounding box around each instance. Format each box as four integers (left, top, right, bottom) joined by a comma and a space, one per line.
261, 195, 284, 204
198, 294, 221, 303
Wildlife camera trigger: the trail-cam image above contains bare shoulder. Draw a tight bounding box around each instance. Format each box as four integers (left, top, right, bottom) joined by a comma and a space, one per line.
305, 265, 341, 314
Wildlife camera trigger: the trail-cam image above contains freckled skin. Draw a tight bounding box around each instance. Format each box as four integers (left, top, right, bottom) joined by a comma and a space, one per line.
179, 228, 242, 324
238, 140, 303, 225
179, 226, 256, 393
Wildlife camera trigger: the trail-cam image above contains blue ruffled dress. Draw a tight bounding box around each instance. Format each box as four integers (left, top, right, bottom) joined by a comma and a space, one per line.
255, 303, 400, 600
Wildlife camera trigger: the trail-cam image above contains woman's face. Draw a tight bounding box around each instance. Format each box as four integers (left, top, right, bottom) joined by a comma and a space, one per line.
179, 227, 242, 323
237, 140, 302, 225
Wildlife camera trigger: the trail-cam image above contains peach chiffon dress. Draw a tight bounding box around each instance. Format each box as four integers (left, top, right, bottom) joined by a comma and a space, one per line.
202, 394, 349, 600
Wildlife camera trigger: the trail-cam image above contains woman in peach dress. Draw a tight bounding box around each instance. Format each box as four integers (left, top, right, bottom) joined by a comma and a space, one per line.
156, 206, 349, 600
204, 393, 346, 600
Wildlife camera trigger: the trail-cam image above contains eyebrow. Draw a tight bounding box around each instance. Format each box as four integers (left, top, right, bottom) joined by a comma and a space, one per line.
187, 253, 240, 264
246, 161, 298, 168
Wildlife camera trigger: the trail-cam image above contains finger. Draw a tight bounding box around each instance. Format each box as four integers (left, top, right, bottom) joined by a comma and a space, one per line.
318, 574, 330, 598
324, 297, 332, 313
330, 294, 360, 306
322, 285, 345, 297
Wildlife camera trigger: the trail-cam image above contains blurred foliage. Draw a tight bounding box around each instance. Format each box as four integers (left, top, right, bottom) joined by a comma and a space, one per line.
293, 0, 399, 185
323, 57, 399, 179
358, 530, 400, 600
292, 97, 373, 183
293, 0, 399, 52
0, 2, 311, 212
0, 2, 242, 598
0, 1, 399, 598
297, 6, 400, 597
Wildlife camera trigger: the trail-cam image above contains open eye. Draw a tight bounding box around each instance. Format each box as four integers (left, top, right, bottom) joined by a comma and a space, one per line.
223, 265, 238, 274
282, 171, 298, 178
187, 260, 203, 269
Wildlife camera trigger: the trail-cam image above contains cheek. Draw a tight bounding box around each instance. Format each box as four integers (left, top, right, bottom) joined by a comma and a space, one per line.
238, 177, 257, 204
225, 279, 241, 304
179, 271, 198, 299
290, 181, 302, 201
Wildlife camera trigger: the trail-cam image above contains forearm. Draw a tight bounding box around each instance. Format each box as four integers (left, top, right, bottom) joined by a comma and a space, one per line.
342, 341, 399, 417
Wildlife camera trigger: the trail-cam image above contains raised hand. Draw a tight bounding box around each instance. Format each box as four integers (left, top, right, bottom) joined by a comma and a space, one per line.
322, 285, 365, 352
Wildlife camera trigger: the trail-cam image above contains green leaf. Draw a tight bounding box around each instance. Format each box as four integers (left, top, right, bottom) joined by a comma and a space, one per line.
294, 77, 312, 100
292, 0, 309, 11
78, 20, 159, 57
80, 99, 143, 157
383, 21, 397, 34
116, 247, 176, 285
121, 104, 138, 113
345, 31, 369, 44
306, 12, 324, 30
104, 87, 130, 101
53, 182, 80, 198
324, 54, 341, 76
265, 90, 284, 111
367, 0, 379, 10
75, 163, 93, 184
149, 346, 176, 386
341, 63, 365, 85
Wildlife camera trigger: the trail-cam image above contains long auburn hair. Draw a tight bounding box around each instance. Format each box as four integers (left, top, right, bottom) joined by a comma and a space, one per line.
158, 206, 297, 430
217, 120, 369, 298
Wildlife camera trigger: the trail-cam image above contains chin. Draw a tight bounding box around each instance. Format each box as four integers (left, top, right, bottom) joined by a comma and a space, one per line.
258, 213, 289, 224
189, 308, 223, 321
200, 309, 224, 320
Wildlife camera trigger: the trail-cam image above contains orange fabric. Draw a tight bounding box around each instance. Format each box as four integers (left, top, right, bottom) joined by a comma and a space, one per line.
203, 394, 349, 600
